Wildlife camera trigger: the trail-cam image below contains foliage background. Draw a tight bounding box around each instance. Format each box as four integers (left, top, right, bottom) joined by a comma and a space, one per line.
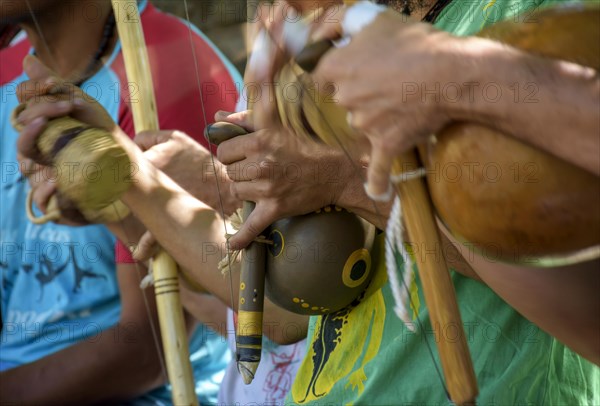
155, 0, 249, 74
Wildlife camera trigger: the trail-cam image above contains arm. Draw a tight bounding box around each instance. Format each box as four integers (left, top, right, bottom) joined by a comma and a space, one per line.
0, 263, 165, 405
106, 131, 308, 345
310, 9, 599, 196
448, 37, 600, 176
441, 223, 600, 365
179, 276, 307, 345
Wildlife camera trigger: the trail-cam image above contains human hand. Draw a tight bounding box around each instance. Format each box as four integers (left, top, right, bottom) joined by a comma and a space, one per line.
310, 4, 460, 197
14, 55, 119, 224
134, 129, 239, 216
16, 55, 116, 163
216, 110, 352, 249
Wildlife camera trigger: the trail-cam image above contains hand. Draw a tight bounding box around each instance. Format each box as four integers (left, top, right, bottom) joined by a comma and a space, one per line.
16, 55, 116, 163
216, 110, 352, 249
134, 129, 239, 216
311, 7, 460, 197
15, 55, 118, 225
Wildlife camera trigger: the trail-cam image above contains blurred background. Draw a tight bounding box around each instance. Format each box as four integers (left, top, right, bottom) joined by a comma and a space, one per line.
155, 0, 249, 74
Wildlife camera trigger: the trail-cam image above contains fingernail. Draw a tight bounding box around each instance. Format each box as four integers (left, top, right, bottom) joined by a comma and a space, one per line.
57, 101, 71, 110
30, 116, 47, 129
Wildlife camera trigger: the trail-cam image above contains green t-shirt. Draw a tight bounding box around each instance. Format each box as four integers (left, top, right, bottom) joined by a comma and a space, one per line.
434, 0, 565, 35
286, 236, 599, 405
286, 1, 600, 405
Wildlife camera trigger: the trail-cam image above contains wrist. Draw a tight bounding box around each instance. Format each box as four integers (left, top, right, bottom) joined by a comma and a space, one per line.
445, 36, 542, 129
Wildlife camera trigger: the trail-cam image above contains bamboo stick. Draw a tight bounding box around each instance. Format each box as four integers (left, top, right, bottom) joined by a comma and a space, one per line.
111, 1, 198, 404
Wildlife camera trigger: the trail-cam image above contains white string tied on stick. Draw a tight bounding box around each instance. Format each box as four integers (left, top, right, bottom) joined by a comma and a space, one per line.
140, 259, 154, 289
385, 195, 417, 333
218, 209, 272, 275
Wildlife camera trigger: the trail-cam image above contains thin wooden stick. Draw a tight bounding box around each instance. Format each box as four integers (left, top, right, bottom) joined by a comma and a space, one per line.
392, 154, 477, 405
111, 1, 197, 405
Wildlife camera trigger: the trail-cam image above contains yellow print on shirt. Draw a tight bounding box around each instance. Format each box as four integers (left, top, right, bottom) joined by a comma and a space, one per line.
291, 254, 389, 403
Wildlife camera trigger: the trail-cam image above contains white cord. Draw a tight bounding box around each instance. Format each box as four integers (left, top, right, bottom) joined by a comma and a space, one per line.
342, 2, 387, 37
385, 195, 417, 332
140, 259, 154, 289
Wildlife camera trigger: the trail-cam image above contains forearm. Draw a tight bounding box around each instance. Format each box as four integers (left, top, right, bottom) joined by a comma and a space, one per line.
115, 132, 225, 283
114, 133, 308, 343
0, 321, 164, 405
452, 37, 600, 175
180, 289, 228, 336
182, 259, 308, 344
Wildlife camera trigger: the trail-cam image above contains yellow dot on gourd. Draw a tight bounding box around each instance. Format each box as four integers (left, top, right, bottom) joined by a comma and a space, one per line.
311, 306, 318, 311
240, 283, 246, 290
335, 206, 342, 212
293, 297, 300, 303
240, 298, 245, 304
302, 303, 309, 308
324, 206, 332, 213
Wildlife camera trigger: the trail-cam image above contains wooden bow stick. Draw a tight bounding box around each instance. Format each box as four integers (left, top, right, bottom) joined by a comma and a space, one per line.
391, 156, 478, 404
110, 1, 197, 404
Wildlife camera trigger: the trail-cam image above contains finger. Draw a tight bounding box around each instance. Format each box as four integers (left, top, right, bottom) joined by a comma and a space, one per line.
366, 145, 394, 202
16, 77, 66, 103
216, 135, 253, 165
134, 130, 173, 151
214, 110, 234, 122
17, 68, 71, 104
15, 98, 74, 127
228, 204, 276, 250
23, 54, 58, 81
17, 117, 48, 162
133, 231, 159, 262
32, 181, 58, 214
228, 181, 272, 205
218, 110, 256, 132
18, 157, 43, 177
225, 160, 262, 182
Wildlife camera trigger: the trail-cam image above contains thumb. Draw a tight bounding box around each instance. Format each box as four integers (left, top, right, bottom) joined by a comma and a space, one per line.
218, 110, 256, 133
133, 231, 159, 262
366, 145, 394, 202
32, 181, 58, 214
228, 204, 274, 250
134, 130, 171, 151
23, 54, 58, 81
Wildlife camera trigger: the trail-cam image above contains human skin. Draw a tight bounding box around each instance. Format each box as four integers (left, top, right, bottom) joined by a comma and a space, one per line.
307, 5, 600, 364
16, 2, 600, 366
16, 56, 309, 346
0, 0, 176, 403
